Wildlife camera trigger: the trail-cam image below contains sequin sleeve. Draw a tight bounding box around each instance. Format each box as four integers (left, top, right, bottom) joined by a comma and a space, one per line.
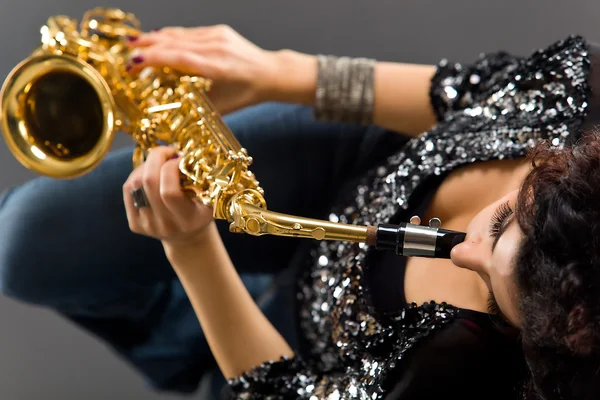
225, 318, 525, 399
227, 355, 380, 399
227, 356, 320, 399
429, 51, 522, 121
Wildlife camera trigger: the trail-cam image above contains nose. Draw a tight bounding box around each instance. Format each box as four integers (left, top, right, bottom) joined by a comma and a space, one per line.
450, 232, 487, 273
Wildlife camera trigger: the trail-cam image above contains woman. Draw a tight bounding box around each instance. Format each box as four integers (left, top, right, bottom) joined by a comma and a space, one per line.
0, 26, 597, 399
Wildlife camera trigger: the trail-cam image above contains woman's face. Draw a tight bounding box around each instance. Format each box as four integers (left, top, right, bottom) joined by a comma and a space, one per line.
450, 190, 523, 328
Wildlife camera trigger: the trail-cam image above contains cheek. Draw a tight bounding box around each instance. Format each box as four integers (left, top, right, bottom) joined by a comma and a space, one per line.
492, 230, 521, 280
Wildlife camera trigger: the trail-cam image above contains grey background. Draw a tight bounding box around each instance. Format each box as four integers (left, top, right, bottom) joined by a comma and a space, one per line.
0, 0, 597, 398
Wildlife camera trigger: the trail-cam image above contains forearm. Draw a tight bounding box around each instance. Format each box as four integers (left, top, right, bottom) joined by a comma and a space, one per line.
372, 61, 439, 135
271, 49, 439, 136
163, 222, 294, 379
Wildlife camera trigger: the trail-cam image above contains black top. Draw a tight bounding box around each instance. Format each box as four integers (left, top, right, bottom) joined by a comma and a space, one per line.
365, 178, 441, 315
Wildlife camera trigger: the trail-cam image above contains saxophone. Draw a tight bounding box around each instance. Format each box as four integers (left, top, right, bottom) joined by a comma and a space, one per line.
0, 8, 465, 258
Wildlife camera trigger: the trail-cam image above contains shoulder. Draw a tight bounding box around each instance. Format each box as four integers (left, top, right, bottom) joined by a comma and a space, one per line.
383, 313, 526, 400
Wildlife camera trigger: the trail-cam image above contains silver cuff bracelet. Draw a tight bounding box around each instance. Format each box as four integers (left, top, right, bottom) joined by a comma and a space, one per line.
314, 55, 376, 125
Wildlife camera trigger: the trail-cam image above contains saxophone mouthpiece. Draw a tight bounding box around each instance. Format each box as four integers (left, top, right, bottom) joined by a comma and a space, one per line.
370, 216, 466, 259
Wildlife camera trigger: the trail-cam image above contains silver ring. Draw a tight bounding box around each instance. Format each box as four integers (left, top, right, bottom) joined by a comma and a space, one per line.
131, 187, 150, 209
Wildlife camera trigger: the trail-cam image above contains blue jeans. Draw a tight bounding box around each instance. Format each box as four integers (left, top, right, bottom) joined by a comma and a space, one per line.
0, 103, 407, 397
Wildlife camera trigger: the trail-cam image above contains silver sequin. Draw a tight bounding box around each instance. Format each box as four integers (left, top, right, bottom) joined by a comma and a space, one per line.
229, 36, 591, 399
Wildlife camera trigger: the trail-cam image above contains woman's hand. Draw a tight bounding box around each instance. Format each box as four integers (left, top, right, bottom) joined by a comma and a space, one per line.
122, 148, 294, 380
122, 146, 215, 250
126, 25, 317, 114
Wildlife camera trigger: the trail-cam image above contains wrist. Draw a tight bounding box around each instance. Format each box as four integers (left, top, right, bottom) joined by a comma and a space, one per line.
264, 49, 317, 106
162, 221, 219, 261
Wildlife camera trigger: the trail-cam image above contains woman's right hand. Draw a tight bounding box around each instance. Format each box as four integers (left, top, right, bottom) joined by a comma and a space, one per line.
126, 25, 317, 115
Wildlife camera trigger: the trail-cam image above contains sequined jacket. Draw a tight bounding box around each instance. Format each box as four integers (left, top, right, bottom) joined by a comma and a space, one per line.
228, 36, 595, 399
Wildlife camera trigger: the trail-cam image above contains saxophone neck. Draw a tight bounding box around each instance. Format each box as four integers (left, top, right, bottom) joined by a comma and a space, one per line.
226, 194, 466, 259
226, 192, 370, 243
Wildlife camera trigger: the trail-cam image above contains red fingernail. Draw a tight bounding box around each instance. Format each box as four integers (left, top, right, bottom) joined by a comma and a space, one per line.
125, 63, 133, 71
131, 55, 144, 64
127, 35, 138, 42
170, 154, 181, 160
152, 28, 161, 32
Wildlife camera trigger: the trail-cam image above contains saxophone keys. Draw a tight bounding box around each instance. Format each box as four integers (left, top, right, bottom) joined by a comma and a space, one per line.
428, 218, 441, 229
311, 227, 326, 240
245, 218, 261, 234
409, 215, 421, 225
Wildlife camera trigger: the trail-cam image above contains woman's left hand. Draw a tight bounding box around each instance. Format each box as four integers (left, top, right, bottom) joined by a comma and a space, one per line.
125, 25, 293, 115
122, 146, 215, 249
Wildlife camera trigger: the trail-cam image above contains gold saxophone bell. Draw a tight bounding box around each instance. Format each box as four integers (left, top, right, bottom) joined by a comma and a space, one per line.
0, 8, 466, 258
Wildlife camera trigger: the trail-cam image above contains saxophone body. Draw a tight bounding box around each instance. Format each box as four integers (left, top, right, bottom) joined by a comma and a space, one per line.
0, 8, 466, 258
0, 8, 371, 242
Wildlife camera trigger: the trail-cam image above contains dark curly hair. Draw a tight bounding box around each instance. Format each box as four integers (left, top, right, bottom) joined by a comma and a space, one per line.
515, 130, 600, 400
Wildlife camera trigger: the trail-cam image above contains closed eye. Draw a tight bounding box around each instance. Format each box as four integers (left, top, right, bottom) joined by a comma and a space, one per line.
489, 201, 513, 253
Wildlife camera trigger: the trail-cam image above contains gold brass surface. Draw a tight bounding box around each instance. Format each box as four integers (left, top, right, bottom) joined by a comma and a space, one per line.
0, 8, 372, 244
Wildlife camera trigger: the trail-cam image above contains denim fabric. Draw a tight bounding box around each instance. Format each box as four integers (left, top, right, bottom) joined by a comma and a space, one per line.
0, 102, 408, 397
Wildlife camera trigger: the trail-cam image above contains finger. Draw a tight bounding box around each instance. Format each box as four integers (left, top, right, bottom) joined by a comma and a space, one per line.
129, 26, 216, 47
152, 26, 188, 36
158, 25, 231, 40
128, 24, 231, 52
159, 157, 199, 220
127, 29, 182, 47
142, 146, 177, 216
147, 40, 229, 56
122, 164, 147, 234
127, 46, 217, 76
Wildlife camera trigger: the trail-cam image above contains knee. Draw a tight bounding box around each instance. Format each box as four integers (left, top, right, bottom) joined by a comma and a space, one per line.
0, 147, 134, 304
0, 187, 33, 299
0, 184, 61, 303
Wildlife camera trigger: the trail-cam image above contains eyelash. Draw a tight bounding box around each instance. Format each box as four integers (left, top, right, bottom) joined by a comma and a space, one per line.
489, 201, 513, 238
486, 201, 514, 324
